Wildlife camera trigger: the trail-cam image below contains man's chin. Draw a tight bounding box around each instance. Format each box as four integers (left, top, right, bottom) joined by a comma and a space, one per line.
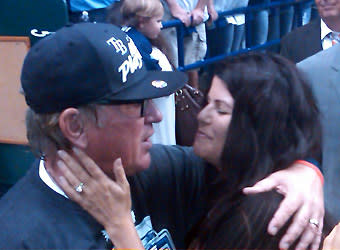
137, 154, 151, 172
125, 154, 151, 176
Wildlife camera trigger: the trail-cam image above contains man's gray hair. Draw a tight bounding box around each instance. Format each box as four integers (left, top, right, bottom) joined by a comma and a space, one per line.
25, 104, 98, 158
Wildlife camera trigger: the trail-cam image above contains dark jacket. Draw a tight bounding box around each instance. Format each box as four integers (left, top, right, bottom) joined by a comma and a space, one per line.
280, 18, 322, 63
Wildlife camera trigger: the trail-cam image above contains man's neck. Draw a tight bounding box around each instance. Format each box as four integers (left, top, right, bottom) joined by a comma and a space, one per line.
39, 159, 68, 198
43, 154, 69, 189
44, 155, 60, 178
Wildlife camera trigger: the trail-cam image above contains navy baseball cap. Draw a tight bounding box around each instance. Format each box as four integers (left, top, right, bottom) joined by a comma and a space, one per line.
21, 22, 187, 114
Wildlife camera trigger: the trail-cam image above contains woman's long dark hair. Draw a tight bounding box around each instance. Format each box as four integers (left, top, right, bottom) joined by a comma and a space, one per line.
220, 52, 321, 191
190, 52, 322, 249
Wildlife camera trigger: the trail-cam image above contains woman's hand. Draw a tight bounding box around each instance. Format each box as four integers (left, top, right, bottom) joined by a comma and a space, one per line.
50, 147, 143, 249
323, 222, 340, 250
243, 162, 324, 250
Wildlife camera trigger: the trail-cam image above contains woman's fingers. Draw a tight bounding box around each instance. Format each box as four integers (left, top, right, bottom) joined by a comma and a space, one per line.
55, 160, 83, 202
113, 158, 129, 190
72, 147, 106, 180
293, 209, 322, 250
302, 200, 324, 250
57, 149, 90, 182
310, 220, 323, 250
275, 197, 309, 248
243, 174, 277, 194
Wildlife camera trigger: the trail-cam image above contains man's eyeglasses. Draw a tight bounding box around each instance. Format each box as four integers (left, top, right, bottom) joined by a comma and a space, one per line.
95, 99, 150, 117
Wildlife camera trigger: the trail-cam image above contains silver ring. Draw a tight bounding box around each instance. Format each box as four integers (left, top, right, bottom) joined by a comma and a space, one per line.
309, 218, 319, 228
75, 182, 84, 193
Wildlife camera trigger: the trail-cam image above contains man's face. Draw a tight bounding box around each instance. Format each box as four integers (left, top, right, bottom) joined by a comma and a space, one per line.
85, 100, 162, 178
315, 0, 340, 21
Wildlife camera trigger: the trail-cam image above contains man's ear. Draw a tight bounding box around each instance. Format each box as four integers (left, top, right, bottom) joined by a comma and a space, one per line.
59, 108, 88, 149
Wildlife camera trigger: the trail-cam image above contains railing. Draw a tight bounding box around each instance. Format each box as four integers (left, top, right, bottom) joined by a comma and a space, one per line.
162, 0, 315, 72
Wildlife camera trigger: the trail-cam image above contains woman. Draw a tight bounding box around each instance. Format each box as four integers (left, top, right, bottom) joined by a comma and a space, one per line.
54, 52, 325, 249
189, 52, 322, 248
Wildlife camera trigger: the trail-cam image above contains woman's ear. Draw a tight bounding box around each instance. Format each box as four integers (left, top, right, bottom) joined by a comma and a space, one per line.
59, 108, 88, 149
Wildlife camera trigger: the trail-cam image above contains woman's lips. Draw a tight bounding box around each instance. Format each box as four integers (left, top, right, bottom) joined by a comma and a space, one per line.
196, 130, 212, 140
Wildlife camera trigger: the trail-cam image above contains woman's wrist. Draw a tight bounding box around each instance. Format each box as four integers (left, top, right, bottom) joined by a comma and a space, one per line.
106, 217, 144, 249
294, 160, 324, 185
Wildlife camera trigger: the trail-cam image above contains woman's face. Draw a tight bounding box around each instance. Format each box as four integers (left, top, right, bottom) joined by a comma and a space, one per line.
193, 76, 234, 167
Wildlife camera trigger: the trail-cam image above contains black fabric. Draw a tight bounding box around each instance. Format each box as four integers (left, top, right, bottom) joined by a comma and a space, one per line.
0, 160, 108, 249
129, 145, 206, 249
280, 18, 322, 63
0, 145, 206, 249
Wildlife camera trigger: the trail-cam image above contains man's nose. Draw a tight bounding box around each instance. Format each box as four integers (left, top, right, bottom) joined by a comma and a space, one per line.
143, 100, 162, 124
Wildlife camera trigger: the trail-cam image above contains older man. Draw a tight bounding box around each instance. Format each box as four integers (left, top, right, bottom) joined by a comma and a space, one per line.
0, 22, 187, 249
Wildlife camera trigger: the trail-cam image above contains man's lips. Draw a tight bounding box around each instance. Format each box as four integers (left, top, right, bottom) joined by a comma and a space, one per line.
142, 129, 154, 148
142, 137, 153, 151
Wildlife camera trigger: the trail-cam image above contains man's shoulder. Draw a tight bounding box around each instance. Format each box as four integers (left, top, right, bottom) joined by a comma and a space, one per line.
150, 144, 199, 163
0, 164, 51, 223
0, 170, 105, 249
298, 44, 340, 69
0, 174, 50, 248
281, 19, 320, 44
0, 161, 38, 209
146, 144, 205, 181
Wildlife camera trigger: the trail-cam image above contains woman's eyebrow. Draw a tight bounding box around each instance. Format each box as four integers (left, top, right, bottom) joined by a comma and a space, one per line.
214, 99, 233, 109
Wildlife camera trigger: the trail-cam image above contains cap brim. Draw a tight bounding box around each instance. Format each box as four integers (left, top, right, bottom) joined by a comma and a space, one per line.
110, 70, 187, 101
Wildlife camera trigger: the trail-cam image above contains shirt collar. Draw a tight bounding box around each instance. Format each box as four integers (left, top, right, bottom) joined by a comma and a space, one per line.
321, 18, 334, 40
39, 160, 68, 198
39, 159, 137, 228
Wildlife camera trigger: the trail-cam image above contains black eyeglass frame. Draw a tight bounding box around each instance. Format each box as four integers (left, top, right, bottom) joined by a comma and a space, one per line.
94, 99, 146, 117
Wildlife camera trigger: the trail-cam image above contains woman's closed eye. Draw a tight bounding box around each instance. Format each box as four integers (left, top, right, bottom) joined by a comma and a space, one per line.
215, 100, 232, 115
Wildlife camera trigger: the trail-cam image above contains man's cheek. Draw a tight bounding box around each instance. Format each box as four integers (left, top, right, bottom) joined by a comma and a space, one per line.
118, 121, 144, 170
